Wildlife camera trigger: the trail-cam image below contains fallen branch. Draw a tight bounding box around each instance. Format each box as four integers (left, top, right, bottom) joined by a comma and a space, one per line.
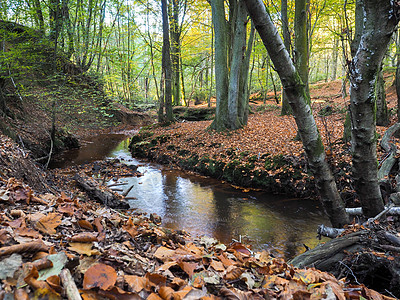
74, 172, 129, 209
122, 184, 134, 197
317, 224, 345, 239
60, 269, 82, 300
289, 230, 366, 269
0, 241, 48, 257
346, 206, 400, 216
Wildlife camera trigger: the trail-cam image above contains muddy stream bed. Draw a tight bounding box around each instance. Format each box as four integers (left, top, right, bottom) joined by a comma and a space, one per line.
51, 133, 329, 259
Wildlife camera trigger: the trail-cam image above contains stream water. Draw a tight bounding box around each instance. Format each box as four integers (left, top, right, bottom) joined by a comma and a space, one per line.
51, 133, 329, 259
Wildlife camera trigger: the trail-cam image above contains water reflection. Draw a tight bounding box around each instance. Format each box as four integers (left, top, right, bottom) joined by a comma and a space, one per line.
109, 139, 329, 259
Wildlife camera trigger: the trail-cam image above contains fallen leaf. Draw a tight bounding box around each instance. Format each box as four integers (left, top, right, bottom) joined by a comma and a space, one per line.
78, 219, 94, 231
70, 232, 98, 243
35, 213, 62, 235
0, 253, 22, 280
178, 260, 197, 279
83, 263, 117, 290
124, 275, 146, 293
154, 246, 175, 262
210, 260, 225, 272
68, 242, 100, 256
37, 253, 68, 281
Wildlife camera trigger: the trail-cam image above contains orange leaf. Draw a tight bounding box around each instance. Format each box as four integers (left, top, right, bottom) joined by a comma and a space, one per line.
210, 260, 225, 272
177, 261, 197, 279
78, 219, 94, 231
145, 273, 166, 289
224, 266, 245, 281
35, 213, 62, 235
154, 246, 175, 262
159, 286, 174, 300
70, 233, 98, 243
147, 293, 163, 300
83, 263, 117, 290
124, 275, 146, 293
68, 242, 100, 256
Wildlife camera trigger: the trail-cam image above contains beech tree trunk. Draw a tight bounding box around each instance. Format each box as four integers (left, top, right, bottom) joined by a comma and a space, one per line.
376, 65, 389, 126
349, 0, 398, 217
280, 0, 292, 115
160, 0, 173, 123
227, 1, 247, 129
243, 0, 349, 227
294, 0, 309, 99
209, 0, 253, 131
209, 0, 229, 130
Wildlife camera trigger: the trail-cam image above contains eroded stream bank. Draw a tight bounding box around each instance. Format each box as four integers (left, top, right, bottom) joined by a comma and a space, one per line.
51, 133, 328, 259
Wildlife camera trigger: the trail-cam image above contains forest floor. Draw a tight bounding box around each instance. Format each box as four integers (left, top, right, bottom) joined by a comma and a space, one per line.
130, 76, 399, 204
0, 133, 398, 299
2, 21, 400, 296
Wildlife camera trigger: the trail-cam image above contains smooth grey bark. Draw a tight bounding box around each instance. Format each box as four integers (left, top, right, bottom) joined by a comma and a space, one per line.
227, 1, 247, 129
169, 0, 187, 106
294, 0, 309, 99
209, 0, 229, 130
280, 0, 292, 115
160, 0, 173, 123
243, 0, 349, 227
375, 66, 389, 126
349, 0, 399, 217
210, 0, 253, 131
330, 35, 339, 81
238, 22, 255, 125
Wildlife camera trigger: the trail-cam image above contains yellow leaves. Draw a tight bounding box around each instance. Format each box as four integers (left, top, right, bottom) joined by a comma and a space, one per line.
68, 242, 100, 256
35, 213, 62, 235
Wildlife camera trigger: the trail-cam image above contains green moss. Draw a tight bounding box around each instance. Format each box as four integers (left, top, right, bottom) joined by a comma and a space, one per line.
314, 135, 325, 157
177, 149, 191, 157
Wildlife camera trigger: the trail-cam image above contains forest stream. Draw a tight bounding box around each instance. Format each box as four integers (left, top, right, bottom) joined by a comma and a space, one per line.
51, 133, 329, 260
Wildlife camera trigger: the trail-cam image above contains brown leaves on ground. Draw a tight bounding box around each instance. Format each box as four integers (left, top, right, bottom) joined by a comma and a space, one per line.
0, 176, 395, 299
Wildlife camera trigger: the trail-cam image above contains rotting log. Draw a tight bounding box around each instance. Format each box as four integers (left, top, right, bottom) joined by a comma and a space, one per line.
290, 228, 400, 296
289, 230, 366, 270
74, 172, 130, 209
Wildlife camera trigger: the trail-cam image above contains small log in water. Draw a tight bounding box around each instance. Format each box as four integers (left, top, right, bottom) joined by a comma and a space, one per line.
74, 172, 130, 209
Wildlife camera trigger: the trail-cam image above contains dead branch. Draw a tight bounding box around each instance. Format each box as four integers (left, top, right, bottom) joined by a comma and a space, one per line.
60, 269, 82, 300
74, 172, 129, 209
0, 241, 48, 257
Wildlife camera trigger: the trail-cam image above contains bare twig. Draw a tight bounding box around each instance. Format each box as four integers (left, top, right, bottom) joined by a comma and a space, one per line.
60, 269, 82, 300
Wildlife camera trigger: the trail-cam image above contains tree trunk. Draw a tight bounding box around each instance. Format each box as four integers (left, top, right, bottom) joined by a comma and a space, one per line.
280, 0, 292, 115
227, 1, 247, 129
376, 65, 389, 126
330, 35, 339, 81
169, 0, 184, 106
238, 22, 255, 125
294, 0, 309, 99
160, 0, 173, 123
210, 0, 253, 131
209, 0, 229, 130
349, 0, 399, 217
243, 0, 349, 227
396, 29, 400, 122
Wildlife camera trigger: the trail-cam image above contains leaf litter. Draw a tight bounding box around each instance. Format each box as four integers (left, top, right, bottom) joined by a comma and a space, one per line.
0, 176, 395, 299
